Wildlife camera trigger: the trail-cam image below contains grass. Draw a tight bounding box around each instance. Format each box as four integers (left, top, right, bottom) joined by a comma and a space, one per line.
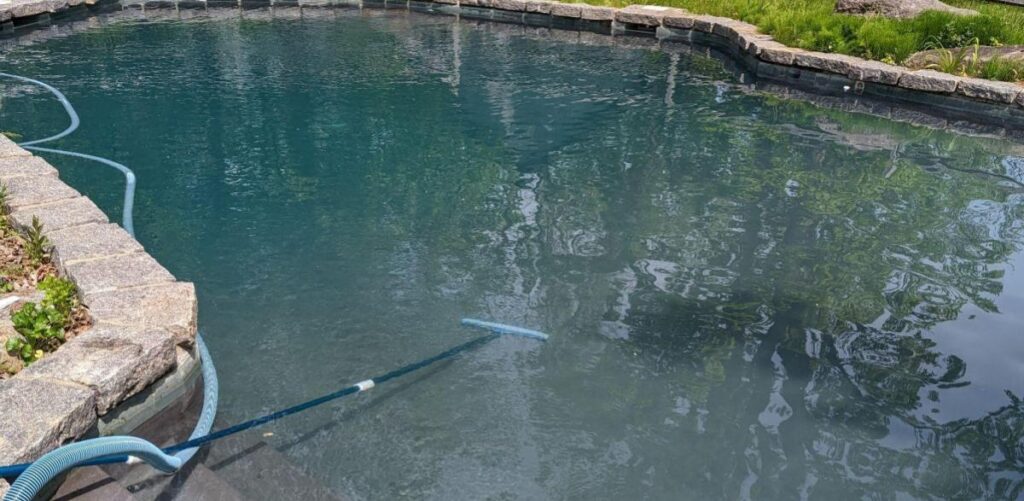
583, 0, 1024, 81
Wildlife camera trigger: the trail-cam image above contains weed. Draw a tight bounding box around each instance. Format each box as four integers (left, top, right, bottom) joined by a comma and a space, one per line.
0, 184, 9, 236
6, 303, 66, 364
25, 216, 49, 266
926, 40, 982, 75
4, 276, 77, 365
38, 275, 77, 317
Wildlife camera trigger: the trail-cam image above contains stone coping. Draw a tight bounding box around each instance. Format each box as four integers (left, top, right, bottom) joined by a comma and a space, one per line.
0, 135, 197, 494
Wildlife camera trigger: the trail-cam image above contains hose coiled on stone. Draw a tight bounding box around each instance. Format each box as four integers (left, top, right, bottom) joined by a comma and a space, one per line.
0, 72, 219, 500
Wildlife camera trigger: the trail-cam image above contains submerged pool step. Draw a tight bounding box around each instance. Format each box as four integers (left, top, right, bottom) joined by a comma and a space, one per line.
57, 380, 346, 500
202, 428, 346, 501
52, 466, 136, 501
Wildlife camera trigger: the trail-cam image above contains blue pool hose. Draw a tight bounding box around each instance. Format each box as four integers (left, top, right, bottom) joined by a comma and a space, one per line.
0, 73, 548, 500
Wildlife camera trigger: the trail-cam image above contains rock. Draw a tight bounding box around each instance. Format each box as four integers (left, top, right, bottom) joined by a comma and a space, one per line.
847, 59, 905, 85
836, 0, 977, 19
11, 0, 53, 18
662, 12, 696, 30
899, 69, 961, 93
0, 378, 95, 463
0, 479, 8, 498
0, 136, 30, 160
47, 223, 144, 272
9, 196, 109, 234
63, 253, 175, 295
904, 45, 1024, 69
758, 42, 803, 65
489, 0, 525, 12
550, 2, 581, 18
19, 324, 177, 415
524, 0, 551, 14
3, 174, 81, 211
0, 156, 59, 181
84, 282, 198, 347
957, 77, 1022, 103
0, 322, 25, 376
615, 5, 684, 27
579, 4, 615, 21
794, 51, 862, 74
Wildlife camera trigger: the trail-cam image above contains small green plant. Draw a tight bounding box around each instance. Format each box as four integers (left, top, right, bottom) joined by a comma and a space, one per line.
4, 276, 77, 365
0, 131, 22, 141
6, 303, 65, 364
0, 183, 9, 234
25, 216, 50, 266
38, 275, 77, 317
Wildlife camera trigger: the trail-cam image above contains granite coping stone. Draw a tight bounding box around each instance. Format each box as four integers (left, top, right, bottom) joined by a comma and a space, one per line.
0, 377, 96, 463
523, 0, 551, 14
549, 1, 579, 18
84, 282, 198, 347
11, 0, 52, 17
614, 4, 683, 27
8, 196, 110, 233
488, 0, 526, 11
3, 173, 81, 210
755, 41, 802, 65
0, 136, 31, 159
847, 59, 905, 85
19, 324, 177, 414
692, 14, 736, 33
957, 77, 1021, 104
898, 69, 962, 93
48, 222, 145, 271
0, 155, 59, 180
662, 12, 695, 30
578, 4, 613, 21
64, 252, 177, 295
793, 51, 862, 75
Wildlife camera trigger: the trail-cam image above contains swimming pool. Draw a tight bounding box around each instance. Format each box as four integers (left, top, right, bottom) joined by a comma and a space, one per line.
2, 7, 1023, 499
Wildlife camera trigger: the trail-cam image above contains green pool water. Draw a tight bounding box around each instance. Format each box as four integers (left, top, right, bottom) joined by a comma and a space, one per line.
2, 8, 1023, 500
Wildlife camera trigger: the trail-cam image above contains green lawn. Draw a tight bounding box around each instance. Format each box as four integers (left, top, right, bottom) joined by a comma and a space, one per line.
585, 0, 1024, 80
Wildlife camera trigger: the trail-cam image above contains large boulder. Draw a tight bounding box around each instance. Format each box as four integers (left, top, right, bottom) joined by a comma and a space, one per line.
836, 0, 977, 18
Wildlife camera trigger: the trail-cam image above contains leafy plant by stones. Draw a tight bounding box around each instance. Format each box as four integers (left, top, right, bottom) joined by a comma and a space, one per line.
5, 276, 78, 364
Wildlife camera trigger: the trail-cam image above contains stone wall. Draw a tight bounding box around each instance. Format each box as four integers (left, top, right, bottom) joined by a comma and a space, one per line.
0, 136, 197, 494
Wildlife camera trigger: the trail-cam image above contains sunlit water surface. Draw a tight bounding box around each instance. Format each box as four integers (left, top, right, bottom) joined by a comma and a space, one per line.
2, 9, 1023, 500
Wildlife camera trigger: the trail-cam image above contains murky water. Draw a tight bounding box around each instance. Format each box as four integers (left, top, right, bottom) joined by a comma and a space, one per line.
2, 8, 1023, 500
